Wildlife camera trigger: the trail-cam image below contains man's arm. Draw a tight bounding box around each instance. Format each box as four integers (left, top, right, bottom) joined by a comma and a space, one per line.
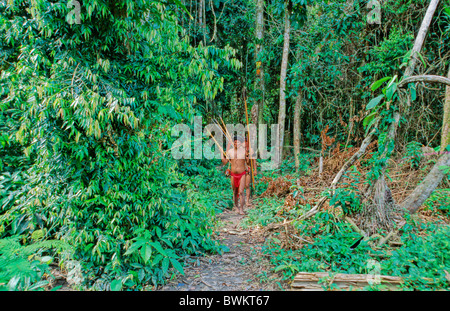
247, 147, 258, 174
221, 149, 229, 165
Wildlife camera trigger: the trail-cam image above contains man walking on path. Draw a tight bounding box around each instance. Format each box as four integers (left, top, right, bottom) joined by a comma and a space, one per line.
221, 135, 249, 215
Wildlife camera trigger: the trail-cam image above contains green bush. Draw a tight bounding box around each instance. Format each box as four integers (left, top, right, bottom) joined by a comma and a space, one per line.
0, 0, 240, 290
383, 222, 450, 290
261, 211, 374, 282
403, 141, 423, 169
329, 166, 362, 215
423, 189, 450, 216
0, 235, 73, 290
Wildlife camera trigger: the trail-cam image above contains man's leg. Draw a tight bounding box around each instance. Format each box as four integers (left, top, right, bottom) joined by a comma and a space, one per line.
237, 175, 246, 215
231, 177, 238, 212
245, 173, 252, 208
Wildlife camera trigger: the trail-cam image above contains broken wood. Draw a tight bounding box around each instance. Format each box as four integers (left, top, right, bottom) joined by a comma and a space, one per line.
344, 216, 368, 237
291, 272, 404, 291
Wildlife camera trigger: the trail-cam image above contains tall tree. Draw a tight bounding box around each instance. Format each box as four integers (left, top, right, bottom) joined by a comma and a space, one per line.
441, 65, 450, 152
277, 0, 291, 161
255, 0, 265, 126
293, 90, 302, 172
368, 0, 440, 203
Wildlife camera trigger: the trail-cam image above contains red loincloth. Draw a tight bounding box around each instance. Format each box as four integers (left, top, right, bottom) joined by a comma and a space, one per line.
228, 170, 247, 189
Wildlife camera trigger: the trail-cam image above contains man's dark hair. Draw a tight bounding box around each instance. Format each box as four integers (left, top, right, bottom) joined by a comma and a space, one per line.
234, 135, 244, 142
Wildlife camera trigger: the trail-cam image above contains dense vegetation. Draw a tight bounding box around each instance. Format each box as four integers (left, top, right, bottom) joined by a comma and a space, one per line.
1, 0, 449, 291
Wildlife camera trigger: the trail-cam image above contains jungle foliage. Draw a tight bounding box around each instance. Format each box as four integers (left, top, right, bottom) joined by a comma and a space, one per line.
1, 0, 449, 291
0, 0, 240, 290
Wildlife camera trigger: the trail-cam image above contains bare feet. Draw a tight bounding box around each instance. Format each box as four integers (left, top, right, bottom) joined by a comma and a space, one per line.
238, 210, 247, 216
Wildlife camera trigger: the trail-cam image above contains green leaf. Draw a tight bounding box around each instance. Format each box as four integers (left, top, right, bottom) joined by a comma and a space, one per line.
151, 241, 167, 256
386, 75, 398, 88
274, 265, 288, 272
153, 254, 164, 267
438, 165, 450, 175
39, 256, 53, 264
155, 227, 162, 238
138, 269, 146, 282
162, 257, 170, 275
169, 258, 184, 275
409, 83, 417, 101
417, 52, 426, 68
366, 94, 384, 110
124, 240, 146, 256
371, 76, 391, 91
363, 111, 377, 128
110, 279, 123, 291
386, 82, 397, 101
140, 243, 152, 264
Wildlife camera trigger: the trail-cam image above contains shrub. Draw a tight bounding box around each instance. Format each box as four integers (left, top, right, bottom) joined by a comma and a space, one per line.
383, 222, 450, 290
0, 235, 73, 290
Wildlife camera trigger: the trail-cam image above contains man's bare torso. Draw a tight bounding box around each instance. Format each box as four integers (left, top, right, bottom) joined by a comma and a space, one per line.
226, 145, 247, 174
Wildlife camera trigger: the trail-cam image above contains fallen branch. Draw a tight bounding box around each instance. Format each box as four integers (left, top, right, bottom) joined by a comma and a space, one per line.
377, 230, 396, 247
398, 75, 450, 88
331, 127, 377, 191
377, 219, 406, 247
344, 216, 368, 237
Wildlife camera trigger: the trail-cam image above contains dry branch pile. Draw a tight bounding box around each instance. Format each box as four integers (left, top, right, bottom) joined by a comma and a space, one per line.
256, 142, 448, 232
260, 175, 294, 198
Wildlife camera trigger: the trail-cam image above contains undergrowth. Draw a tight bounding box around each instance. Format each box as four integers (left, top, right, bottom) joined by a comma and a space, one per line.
244, 154, 450, 291
251, 204, 450, 290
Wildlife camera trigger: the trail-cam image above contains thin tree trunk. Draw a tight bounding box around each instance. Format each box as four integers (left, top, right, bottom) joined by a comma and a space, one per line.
400, 153, 450, 213
198, 0, 201, 26
441, 66, 450, 151
294, 91, 302, 172
277, 0, 290, 161
372, 0, 440, 195
202, 0, 206, 44
255, 0, 265, 127
370, 0, 443, 220
404, 0, 441, 79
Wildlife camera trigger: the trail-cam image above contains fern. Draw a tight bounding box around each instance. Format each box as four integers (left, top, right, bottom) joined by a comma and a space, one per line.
0, 236, 73, 291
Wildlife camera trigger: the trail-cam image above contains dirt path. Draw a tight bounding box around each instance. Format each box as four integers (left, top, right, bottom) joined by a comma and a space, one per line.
158, 207, 289, 291
50, 204, 288, 291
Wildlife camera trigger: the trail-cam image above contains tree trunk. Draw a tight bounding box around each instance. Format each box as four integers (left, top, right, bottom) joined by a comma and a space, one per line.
364, 0, 441, 226
294, 91, 302, 172
441, 66, 450, 152
202, 0, 206, 44
198, 0, 202, 28
381, 0, 441, 156
277, 0, 291, 161
372, 0, 440, 197
404, 0, 441, 79
400, 153, 450, 214
255, 0, 265, 127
